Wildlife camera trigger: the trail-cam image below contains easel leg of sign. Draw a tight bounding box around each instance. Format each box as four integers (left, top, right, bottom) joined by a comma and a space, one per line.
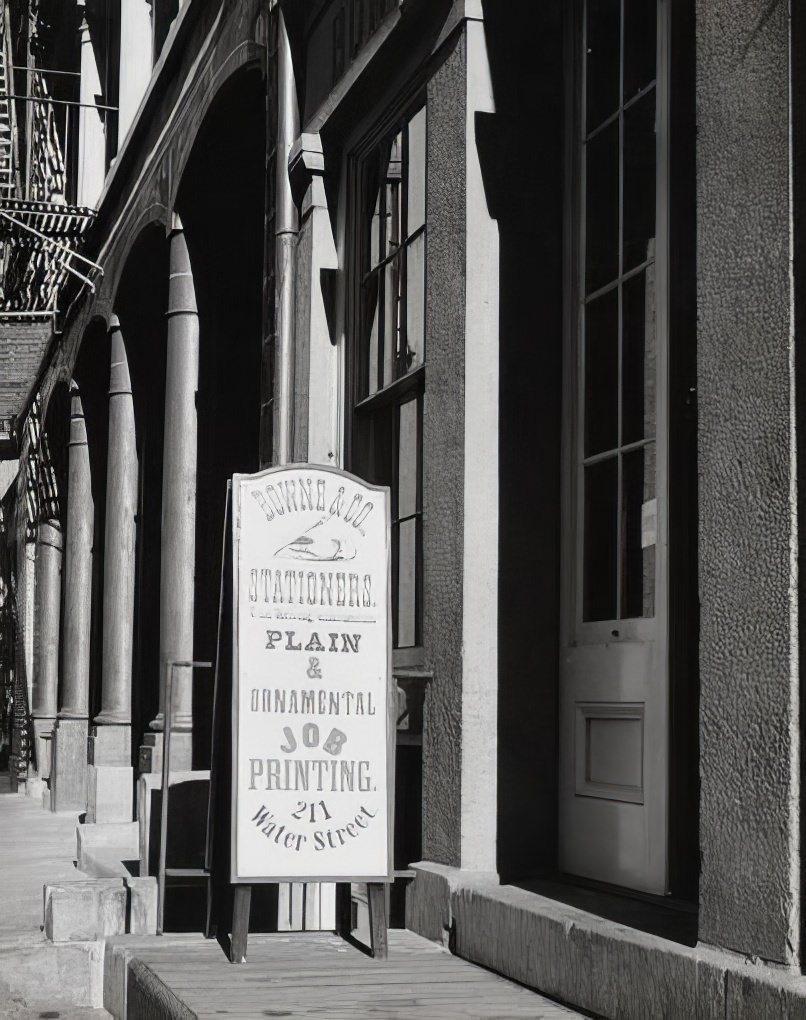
230, 884, 252, 964
367, 883, 389, 960
336, 882, 389, 960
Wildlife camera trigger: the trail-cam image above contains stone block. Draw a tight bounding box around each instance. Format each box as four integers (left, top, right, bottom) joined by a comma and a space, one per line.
89, 724, 131, 766
77, 820, 138, 872
51, 717, 89, 812
139, 730, 192, 775
126, 876, 158, 934
0, 939, 105, 1008
87, 764, 133, 823
103, 938, 134, 1019
44, 878, 126, 942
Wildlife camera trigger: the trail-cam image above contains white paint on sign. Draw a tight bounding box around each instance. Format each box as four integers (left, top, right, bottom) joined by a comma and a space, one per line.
231, 465, 392, 883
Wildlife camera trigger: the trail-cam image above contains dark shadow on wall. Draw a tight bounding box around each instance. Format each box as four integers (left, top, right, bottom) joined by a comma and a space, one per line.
115, 226, 170, 755
72, 319, 112, 724
175, 67, 265, 772
479, 0, 565, 881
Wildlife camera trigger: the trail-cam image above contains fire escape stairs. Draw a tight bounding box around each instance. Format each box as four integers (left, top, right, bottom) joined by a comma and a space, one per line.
0, 18, 14, 203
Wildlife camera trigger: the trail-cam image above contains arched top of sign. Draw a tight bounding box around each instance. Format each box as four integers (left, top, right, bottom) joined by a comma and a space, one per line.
230, 464, 394, 884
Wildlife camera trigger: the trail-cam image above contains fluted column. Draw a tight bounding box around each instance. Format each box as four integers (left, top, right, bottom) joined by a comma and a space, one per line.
96, 317, 137, 751
149, 216, 198, 771
117, 0, 153, 149
31, 520, 62, 785
51, 385, 93, 811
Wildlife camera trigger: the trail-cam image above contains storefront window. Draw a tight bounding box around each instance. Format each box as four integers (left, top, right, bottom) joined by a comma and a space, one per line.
351, 106, 426, 654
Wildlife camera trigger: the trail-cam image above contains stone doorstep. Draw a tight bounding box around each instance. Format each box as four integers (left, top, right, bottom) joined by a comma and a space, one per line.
406, 861, 806, 1020
44, 876, 158, 943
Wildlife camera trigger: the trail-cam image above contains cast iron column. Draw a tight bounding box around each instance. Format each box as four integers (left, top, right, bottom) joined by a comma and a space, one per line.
151, 215, 198, 771
61, 385, 93, 720
96, 316, 136, 756
31, 520, 61, 784
52, 385, 93, 810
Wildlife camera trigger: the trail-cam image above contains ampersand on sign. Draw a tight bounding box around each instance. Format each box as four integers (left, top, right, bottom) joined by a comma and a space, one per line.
307, 657, 322, 679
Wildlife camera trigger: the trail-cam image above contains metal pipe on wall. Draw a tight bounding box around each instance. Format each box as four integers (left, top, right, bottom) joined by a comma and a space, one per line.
274, 7, 300, 467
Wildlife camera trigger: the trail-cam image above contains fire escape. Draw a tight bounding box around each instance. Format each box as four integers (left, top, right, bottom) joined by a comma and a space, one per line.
0, 0, 106, 784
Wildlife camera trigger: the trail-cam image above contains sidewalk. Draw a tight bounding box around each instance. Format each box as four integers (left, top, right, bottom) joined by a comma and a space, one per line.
0, 775, 110, 1018
0, 774, 585, 1020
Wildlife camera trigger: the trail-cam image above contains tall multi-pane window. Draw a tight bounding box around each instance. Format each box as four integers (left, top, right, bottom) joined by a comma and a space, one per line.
579, 0, 658, 624
351, 106, 426, 656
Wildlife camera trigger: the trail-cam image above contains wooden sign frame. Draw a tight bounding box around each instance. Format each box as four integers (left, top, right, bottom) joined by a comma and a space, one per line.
230, 464, 395, 887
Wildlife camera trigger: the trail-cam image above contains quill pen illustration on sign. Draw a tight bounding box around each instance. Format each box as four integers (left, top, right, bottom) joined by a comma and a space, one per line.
275, 512, 358, 561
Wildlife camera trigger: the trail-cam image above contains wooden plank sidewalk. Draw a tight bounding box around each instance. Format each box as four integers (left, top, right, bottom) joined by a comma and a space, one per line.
115, 930, 584, 1019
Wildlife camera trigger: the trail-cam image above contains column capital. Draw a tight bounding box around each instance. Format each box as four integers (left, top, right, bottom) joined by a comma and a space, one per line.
289, 132, 326, 210
166, 226, 197, 316
68, 385, 88, 448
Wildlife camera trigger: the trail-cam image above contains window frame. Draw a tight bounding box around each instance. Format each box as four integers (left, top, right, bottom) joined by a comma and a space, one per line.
345, 99, 428, 669
561, 0, 671, 650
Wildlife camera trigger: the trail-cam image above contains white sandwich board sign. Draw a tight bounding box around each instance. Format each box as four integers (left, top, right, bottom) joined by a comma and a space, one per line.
231, 465, 393, 883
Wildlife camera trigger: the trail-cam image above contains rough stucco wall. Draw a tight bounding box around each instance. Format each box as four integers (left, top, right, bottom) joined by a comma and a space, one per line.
421, 32, 466, 868
292, 216, 313, 464
696, 0, 797, 963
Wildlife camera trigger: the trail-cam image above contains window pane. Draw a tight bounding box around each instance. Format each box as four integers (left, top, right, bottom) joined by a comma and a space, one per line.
584, 288, 619, 456
623, 88, 656, 272
371, 186, 382, 268
407, 106, 426, 236
405, 231, 425, 371
624, 0, 656, 99
384, 135, 403, 259
583, 457, 618, 622
398, 518, 417, 647
364, 275, 380, 396
585, 0, 621, 133
622, 266, 656, 445
585, 120, 619, 294
398, 397, 418, 519
622, 445, 656, 618
383, 257, 400, 387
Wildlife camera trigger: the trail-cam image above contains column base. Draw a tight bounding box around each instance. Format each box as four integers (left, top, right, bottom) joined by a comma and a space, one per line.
87, 766, 134, 823
31, 716, 56, 781
138, 731, 192, 775
89, 724, 131, 767
51, 717, 89, 813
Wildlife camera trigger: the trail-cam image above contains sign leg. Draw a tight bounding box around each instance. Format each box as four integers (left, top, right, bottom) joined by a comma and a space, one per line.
367, 883, 388, 960
230, 884, 252, 964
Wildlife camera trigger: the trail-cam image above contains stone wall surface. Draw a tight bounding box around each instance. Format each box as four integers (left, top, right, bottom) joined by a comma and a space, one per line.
696, 0, 798, 965
421, 30, 467, 869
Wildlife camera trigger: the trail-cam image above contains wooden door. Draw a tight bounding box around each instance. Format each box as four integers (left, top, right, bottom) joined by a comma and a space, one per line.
559, 0, 669, 895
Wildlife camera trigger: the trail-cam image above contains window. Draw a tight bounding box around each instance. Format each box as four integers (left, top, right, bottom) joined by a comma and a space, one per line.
578, 0, 658, 624
350, 106, 426, 657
